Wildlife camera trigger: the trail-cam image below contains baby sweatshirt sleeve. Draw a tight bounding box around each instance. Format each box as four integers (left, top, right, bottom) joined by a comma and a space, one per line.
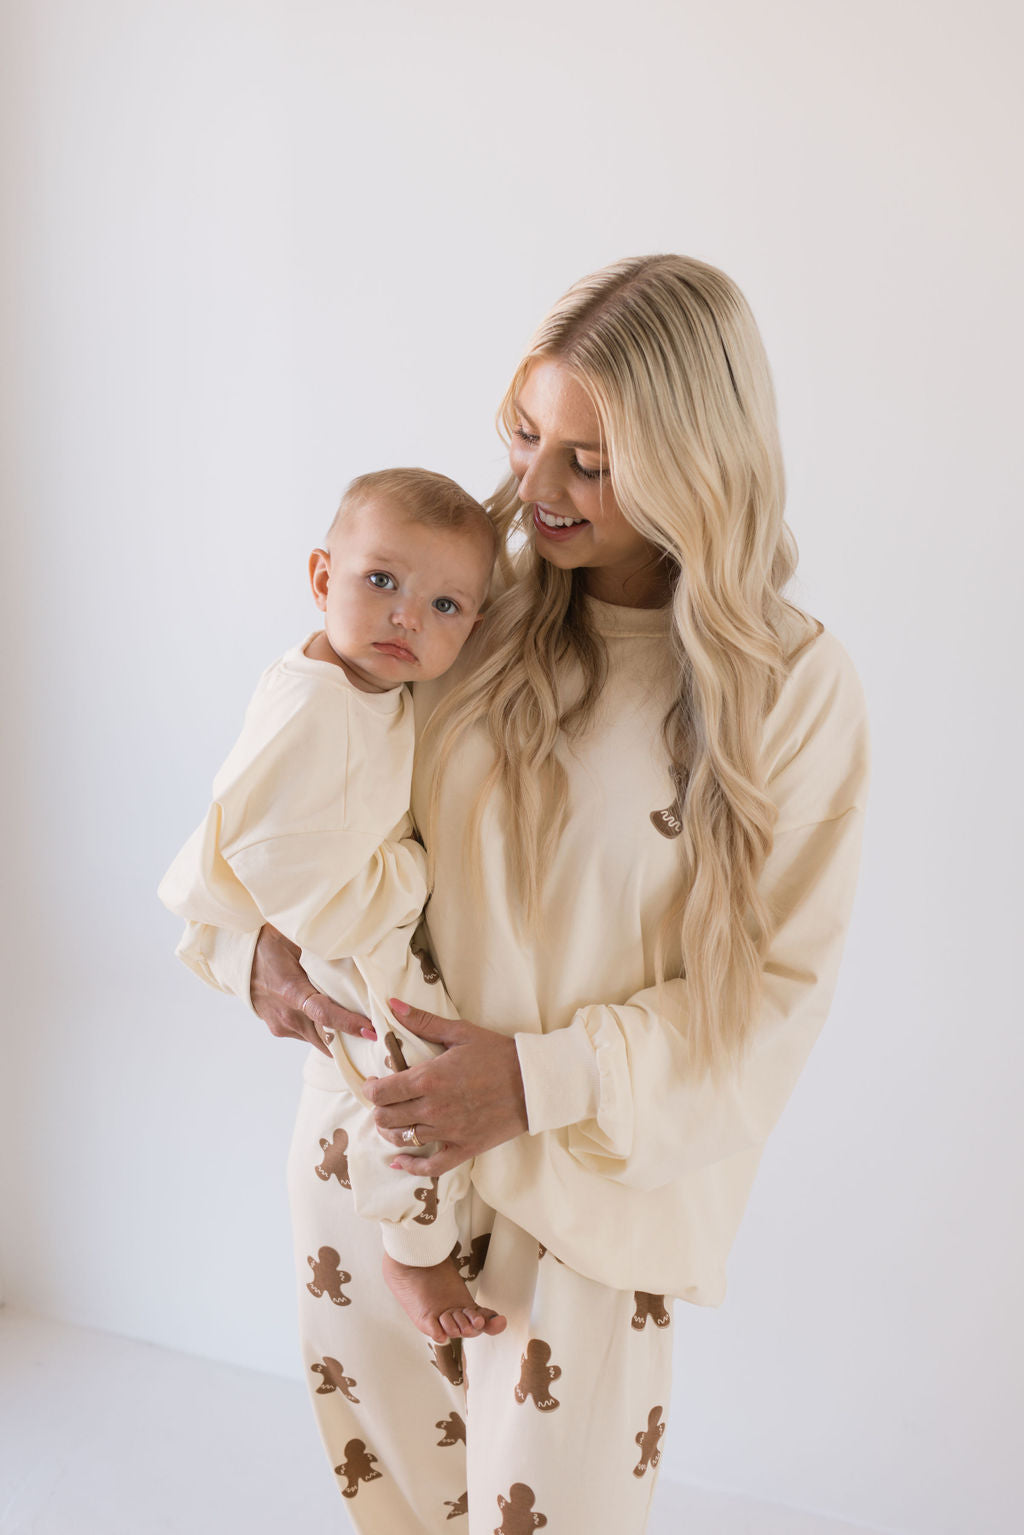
515, 632, 870, 1190
159, 662, 429, 961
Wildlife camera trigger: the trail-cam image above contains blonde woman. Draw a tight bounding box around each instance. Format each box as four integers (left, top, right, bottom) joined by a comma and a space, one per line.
178, 255, 869, 1534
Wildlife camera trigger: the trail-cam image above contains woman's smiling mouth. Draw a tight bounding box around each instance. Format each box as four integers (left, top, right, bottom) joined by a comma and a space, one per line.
533, 504, 589, 538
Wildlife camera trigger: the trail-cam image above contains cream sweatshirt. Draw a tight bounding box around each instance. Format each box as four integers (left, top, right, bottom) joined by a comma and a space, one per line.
159, 638, 469, 1265
177, 598, 869, 1304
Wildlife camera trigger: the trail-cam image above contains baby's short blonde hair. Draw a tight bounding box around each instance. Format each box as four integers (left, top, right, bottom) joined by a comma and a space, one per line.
329, 467, 497, 560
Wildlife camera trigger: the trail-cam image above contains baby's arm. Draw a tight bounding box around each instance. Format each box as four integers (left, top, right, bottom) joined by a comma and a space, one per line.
159, 663, 428, 958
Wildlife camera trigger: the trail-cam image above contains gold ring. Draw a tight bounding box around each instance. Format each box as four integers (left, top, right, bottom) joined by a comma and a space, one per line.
401, 1126, 423, 1148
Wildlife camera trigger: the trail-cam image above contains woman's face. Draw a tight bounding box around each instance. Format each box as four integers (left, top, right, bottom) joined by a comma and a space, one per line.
508, 356, 670, 608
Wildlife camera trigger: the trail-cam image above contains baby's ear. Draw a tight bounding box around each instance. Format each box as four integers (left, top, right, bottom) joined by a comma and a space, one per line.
308, 548, 330, 609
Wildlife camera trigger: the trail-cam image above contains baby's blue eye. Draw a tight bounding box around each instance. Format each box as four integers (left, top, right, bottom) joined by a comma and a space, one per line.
433, 597, 459, 615
367, 572, 396, 590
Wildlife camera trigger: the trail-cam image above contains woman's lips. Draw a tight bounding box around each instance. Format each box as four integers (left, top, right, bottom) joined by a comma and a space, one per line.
372, 642, 417, 662
532, 504, 589, 541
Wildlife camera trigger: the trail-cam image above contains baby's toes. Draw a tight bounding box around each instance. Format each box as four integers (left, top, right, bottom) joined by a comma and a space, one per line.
438, 1309, 464, 1339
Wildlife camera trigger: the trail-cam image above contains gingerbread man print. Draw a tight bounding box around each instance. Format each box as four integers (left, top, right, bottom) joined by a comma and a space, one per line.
306, 1247, 352, 1306
513, 1339, 561, 1411
631, 1291, 671, 1330
310, 1357, 359, 1401
444, 1490, 469, 1519
411, 942, 441, 984
633, 1406, 666, 1477
413, 1176, 440, 1225
334, 1438, 382, 1498
455, 1234, 490, 1280
494, 1482, 547, 1533
436, 1411, 467, 1447
384, 1030, 410, 1072
431, 1340, 464, 1387
314, 1129, 351, 1188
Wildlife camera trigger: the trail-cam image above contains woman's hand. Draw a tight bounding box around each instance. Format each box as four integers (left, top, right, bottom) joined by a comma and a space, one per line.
363, 999, 529, 1174
250, 925, 376, 1056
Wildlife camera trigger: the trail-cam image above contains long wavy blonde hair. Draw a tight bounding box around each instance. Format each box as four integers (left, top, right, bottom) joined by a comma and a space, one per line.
423, 254, 818, 1076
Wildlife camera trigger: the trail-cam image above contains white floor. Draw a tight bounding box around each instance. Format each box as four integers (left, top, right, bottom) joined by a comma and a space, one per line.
0, 1309, 884, 1534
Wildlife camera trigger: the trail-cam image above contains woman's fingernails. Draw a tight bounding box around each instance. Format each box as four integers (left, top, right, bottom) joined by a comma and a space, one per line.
390, 998, 410, 1017
361, 1027, 377, 1039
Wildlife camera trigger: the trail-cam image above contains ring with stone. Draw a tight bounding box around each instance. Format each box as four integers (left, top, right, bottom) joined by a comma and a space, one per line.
401, 1126, 423, 1148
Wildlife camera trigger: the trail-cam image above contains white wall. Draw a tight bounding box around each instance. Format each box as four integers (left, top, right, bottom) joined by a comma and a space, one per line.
2, 2, 1021, 1531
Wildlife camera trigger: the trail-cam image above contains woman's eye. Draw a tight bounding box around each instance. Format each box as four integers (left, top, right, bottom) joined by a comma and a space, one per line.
432, 597, 459, 615
367, 572, 396, 590
514, 426, 539, 445
571, 455, 604, 481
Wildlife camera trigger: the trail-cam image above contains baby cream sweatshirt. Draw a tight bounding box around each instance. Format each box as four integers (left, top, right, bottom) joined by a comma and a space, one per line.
159, 638, 469, 1265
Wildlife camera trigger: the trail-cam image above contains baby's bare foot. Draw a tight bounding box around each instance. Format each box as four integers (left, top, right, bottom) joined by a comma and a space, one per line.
382, 1253, 507, 1344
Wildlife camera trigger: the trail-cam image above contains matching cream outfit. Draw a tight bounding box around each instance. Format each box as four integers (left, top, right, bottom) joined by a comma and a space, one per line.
171, 597, 870, 1534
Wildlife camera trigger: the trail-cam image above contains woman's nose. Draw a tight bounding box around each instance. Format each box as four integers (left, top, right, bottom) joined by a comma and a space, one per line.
515, 446, 562, 506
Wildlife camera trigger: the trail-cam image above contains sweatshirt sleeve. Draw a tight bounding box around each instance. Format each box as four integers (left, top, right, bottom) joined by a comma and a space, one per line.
158, 668, 429, 963
514, 631, 870, 1190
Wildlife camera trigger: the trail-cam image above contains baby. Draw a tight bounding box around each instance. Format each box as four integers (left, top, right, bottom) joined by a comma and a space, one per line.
159, 467, 504, 1343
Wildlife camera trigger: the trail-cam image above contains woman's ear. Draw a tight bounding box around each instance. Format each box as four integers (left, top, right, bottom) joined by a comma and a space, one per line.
308, 548, 330, 610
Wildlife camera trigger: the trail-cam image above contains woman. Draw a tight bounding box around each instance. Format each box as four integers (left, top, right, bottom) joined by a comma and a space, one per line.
179, 254, 869, 1533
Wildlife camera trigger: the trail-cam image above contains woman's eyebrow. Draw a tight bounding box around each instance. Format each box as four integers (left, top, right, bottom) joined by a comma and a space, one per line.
513, 400, 604, 454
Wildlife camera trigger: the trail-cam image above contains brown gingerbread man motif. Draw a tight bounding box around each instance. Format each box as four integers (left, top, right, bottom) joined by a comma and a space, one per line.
436, 1411, 466, 1446
334, 1437, 382, 1498
310, 1356, 359, 1401
306, 1246, 351, 1306
494, 1482, 547, 1533
536, 1243, 564, 1266
413, 1176, 440, 1225
455, 1233, 490, 1280
513, 1339, 561, 1411
412, 942, 441, 984
649, 767, 687, 839
431, 1340, 464, 1387
631, 1291, 671, 1330
444, 1490, 469, 1519
314, 1128, 351, 1188
384, 1031, 410, 1072
633, 1406, 666, 1477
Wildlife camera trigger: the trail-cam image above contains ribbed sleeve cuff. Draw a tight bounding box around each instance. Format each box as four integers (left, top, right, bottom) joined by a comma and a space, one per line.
514, 1018, 602, 1135
381, 1207, 460, 1266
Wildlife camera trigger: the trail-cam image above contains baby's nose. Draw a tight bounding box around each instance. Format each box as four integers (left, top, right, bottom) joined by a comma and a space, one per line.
391, 600, 423, 632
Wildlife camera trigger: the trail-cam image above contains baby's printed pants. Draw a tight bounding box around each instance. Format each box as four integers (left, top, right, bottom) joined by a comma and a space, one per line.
289, 1067, 676, 1534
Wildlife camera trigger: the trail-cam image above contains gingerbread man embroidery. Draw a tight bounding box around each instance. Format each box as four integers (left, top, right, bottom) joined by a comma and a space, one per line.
455, 1234, 490, 1280
306, 1246, 351, 1306
631, 1291, 671, 1330
310, 1356, 359, 1401
633, 1406, 666, 1477
444, 1490, 469, 1519
494, 1482, 547, 1533
413, 1176, 440, 1225
412, 942, 441, 984
431, 1340, 464, 1387
513, 1339, 561, 1411
436, 1411, 466, 1446
384, 1031, 410, 1072
334, 1438, 382, 1498
649, 767, 687, 839
314, 1129, 351, 1188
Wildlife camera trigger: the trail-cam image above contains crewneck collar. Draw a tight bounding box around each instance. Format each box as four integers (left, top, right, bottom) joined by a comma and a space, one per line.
584, 595, 673, 638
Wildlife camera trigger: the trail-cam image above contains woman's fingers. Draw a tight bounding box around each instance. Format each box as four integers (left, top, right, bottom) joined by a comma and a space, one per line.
388, 1147, 464, 1177
250, 925, 372, 1056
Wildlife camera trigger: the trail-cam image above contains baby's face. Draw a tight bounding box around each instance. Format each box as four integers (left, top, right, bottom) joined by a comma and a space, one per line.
311, 497, 493, 692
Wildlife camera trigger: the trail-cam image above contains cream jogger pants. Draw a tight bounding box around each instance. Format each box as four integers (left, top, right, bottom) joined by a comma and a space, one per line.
288, 1062, 676, 1535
